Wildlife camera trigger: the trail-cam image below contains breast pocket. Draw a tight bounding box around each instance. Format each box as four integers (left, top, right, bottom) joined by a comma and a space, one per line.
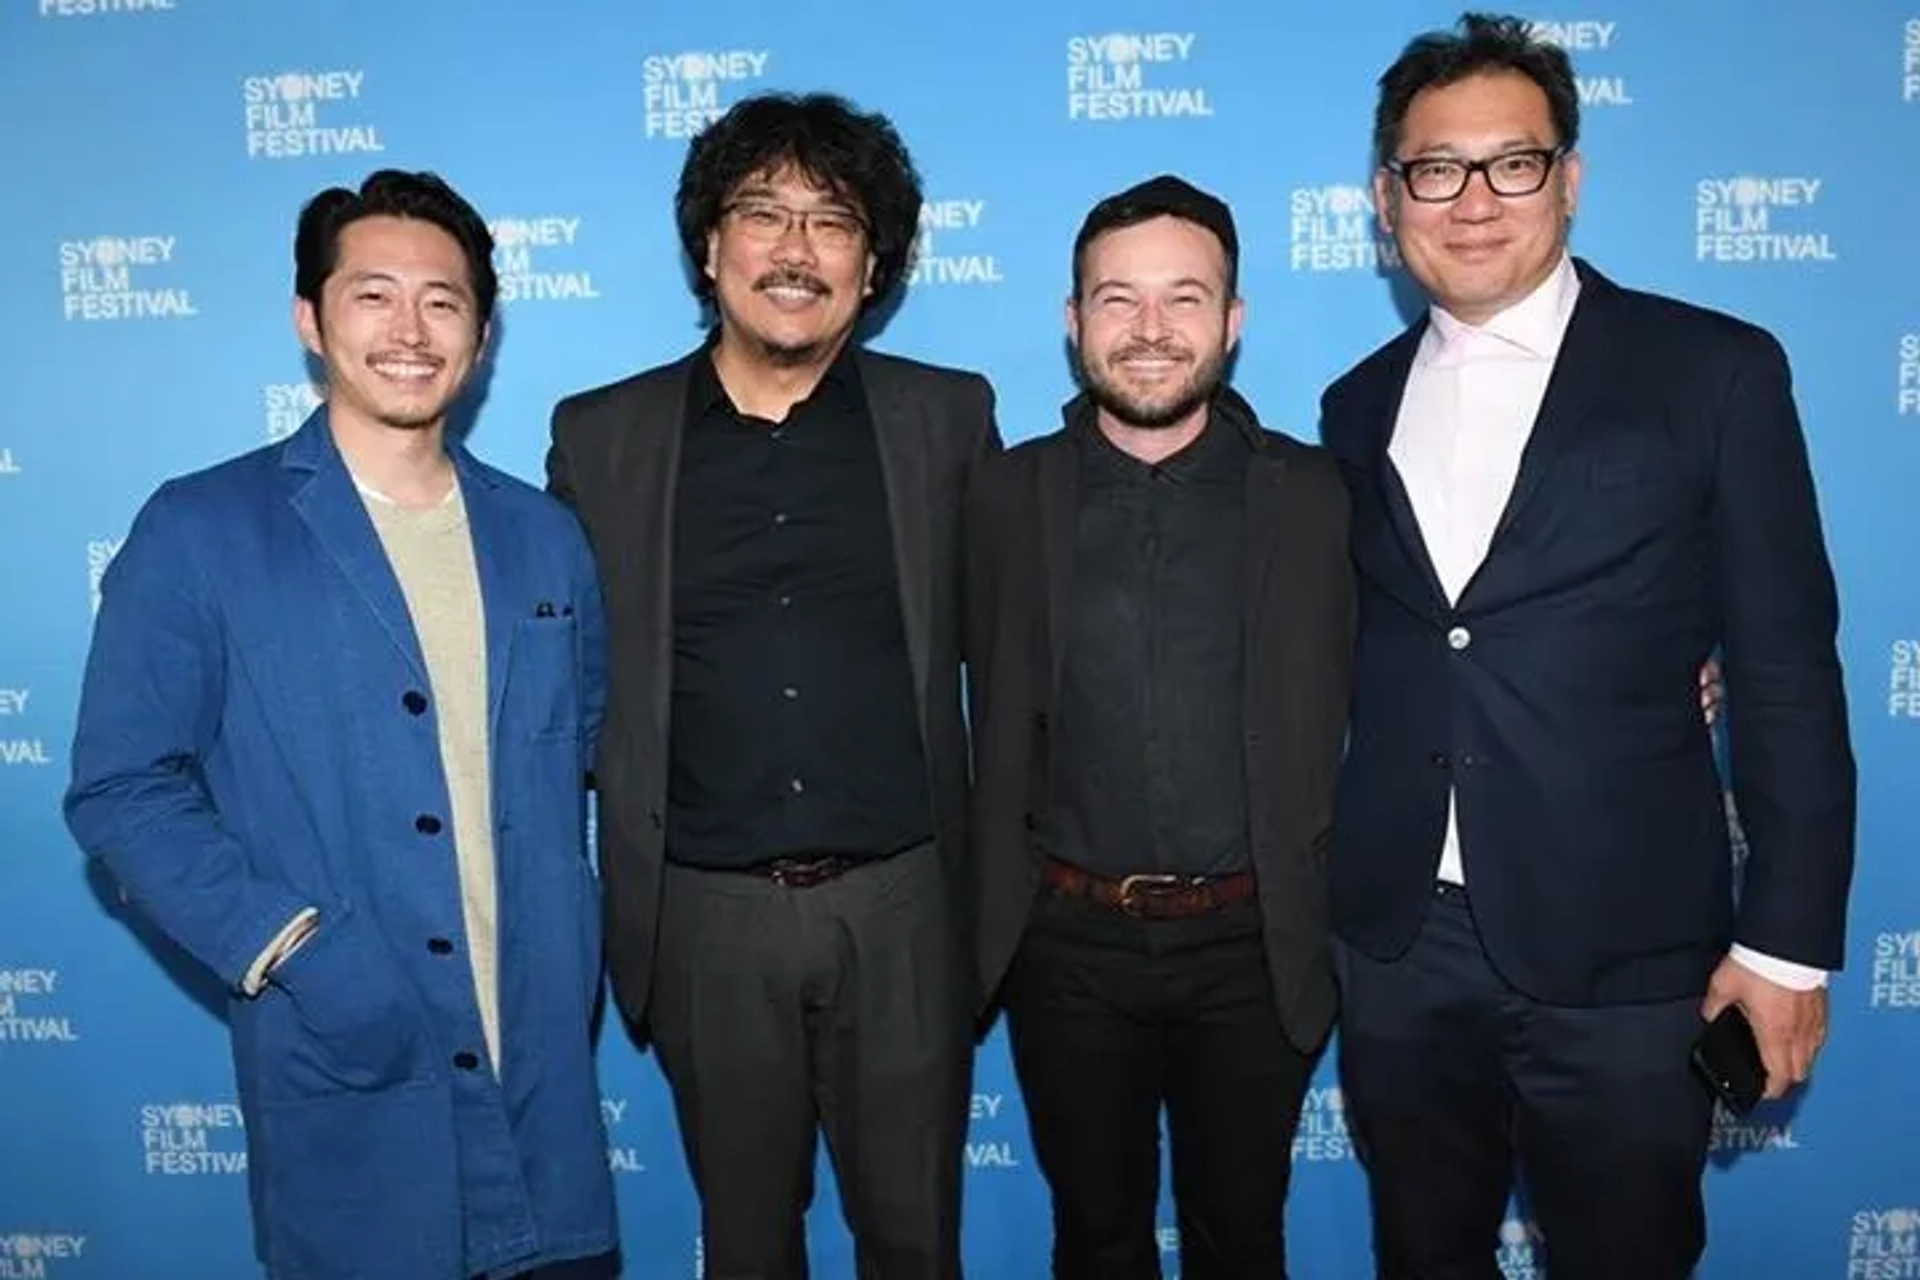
1589, 456, 1653, 489
1578, 434, 1699, 524
1582, 426, 1690, 494
511, 613, 582, 743
1535, 440, 1704, 601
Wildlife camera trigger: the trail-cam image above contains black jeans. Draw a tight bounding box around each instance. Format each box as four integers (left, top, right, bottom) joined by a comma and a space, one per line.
1005, 890, 1317, 1280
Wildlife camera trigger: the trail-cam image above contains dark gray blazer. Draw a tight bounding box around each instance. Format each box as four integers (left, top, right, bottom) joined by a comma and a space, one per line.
966, 388, 1356, 1052
548, 346, 1001, 1040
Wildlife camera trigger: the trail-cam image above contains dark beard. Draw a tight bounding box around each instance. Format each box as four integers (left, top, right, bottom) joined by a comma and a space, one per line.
753, 334, 832, 369
1078, 343, 1228, 430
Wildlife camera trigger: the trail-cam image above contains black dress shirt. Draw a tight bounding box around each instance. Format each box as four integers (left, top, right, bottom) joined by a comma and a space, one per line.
1040, 399, 1253, 877
665, 346, 931, 868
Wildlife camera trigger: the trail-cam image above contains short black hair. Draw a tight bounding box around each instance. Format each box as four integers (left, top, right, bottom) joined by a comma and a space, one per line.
675, 92, 923, 308
1374, 13, 1580, 167
1071, 174, 1239, 301
294, 169, 497, 324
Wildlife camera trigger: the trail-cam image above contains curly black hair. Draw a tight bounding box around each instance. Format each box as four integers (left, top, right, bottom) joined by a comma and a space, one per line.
294, 169, 497, 324
675, 92, 923, 308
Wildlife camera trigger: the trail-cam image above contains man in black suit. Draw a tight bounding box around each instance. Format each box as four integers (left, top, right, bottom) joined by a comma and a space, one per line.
546, 93, 999, 1279
1320, 15, 1856, 1279
968, 176, 1356, 1279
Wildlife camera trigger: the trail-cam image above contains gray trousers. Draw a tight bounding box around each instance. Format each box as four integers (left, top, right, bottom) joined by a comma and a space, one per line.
651, 842, 970, 1280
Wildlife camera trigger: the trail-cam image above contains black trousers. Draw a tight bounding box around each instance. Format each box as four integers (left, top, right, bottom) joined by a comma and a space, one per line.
650, 842, 970, 1280
1004, 890, 1317, 1280
1335, 884, 1716, 1280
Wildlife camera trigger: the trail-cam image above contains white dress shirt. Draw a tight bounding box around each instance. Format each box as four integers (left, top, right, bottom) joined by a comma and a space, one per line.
1386, 254, 1822, 992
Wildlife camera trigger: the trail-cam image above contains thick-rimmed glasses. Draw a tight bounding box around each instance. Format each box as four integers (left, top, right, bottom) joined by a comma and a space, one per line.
1384, 147, 1565, 203
721, 200, 868, 252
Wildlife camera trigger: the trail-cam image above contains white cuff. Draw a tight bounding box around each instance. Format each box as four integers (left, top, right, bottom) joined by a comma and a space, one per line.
240, 907, 320, 997
1728, 944, 1827, 992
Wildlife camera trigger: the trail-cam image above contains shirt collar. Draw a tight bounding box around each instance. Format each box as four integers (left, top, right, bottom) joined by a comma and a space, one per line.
1421, 253, 1580, 366
1074, 394, 1252, 485
688, 329, 863, 422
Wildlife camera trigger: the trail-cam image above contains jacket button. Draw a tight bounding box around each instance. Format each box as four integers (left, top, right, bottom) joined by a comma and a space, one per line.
1429, 751, 1451, 768
452, 1051, 480, 1071
648, 810, 662, 831
427, 937, 453, 955
415, 814, 443, 835
1447, 625, 1472, 651
402, 690, 428, 716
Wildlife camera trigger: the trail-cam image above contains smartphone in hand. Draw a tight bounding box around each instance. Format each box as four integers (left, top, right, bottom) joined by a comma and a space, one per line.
1692, 1004, 1767, 1115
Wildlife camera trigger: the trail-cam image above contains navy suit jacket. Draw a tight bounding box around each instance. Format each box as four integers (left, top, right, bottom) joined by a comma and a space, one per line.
1319, 259, 1856, 1006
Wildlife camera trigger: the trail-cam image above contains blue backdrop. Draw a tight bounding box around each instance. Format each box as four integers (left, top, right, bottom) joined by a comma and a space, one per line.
3, 2, 1917, 1277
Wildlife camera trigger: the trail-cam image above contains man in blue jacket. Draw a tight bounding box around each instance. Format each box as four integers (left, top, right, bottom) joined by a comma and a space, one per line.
64, 170, 618, 1280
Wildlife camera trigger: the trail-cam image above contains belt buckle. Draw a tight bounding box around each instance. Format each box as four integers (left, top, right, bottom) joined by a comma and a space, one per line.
768, 858, 836, 889
1115, 873, 1186, 917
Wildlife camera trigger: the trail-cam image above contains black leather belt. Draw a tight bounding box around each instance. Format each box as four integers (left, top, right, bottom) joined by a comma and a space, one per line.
738, 853, 870, 889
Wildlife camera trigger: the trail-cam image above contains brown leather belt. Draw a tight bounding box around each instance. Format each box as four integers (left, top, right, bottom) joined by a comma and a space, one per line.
1040, 857, 1257, 920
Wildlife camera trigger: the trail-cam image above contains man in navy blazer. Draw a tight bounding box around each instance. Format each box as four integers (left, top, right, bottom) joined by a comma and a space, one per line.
65, 172, 617, 1280
1320, 15, 1855, 1279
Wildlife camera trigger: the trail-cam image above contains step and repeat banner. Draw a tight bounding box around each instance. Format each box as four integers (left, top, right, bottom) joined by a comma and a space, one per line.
3, 1, 1917, 1276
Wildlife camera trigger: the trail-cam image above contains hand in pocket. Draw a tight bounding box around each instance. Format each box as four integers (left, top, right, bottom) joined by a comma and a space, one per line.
266, 906, 429, 1094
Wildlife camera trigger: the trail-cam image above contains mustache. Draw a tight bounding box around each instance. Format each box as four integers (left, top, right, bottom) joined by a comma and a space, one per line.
754, 270, 830, 296
1110, 340, 1192, 362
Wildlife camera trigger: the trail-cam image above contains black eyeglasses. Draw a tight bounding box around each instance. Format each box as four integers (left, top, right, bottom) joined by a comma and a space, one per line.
1384, 147, 1565, 203
721, 200, 868, 252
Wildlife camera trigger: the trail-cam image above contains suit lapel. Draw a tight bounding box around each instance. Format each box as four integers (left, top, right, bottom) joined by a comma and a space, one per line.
1038, 433, 1080, 698
1468, 265, 1617, 584
862, 356, 934, 730
1242, 441, 1290, 666
624, 362, 689, 753
451, 449, 518, 738
1369, 330, 1450, 608
284, 413, 428, 682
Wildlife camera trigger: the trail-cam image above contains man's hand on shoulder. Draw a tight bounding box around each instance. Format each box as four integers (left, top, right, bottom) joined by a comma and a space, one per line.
1699, 658, 1724, 726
